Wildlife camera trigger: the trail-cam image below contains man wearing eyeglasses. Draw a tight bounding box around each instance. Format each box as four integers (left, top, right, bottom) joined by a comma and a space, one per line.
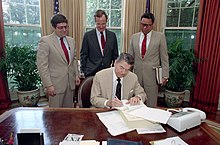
37, 14, 80, 108
129, 12, 169, 107
80, 9, 119, 78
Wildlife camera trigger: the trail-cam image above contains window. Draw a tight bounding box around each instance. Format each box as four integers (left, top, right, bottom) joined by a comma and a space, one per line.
85, 0, 122, 52
2, 0, 41, 46
165, 0, 200, 49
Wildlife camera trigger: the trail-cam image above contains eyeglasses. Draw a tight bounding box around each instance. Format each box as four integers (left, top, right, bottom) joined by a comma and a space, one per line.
56, 25, 69, 30
141, 23, 153, 27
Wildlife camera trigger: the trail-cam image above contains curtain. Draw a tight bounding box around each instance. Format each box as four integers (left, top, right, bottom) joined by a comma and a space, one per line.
40, 0, 54, 36
0, 0, 11, 108
59, 0, 84, 58
150, 0, 166, 32
191, 0, 220, 113
123, 0, 166, 52
40, 0, 84, 58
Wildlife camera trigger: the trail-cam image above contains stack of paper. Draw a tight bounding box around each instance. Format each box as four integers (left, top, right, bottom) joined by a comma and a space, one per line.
115, 100, 171, 124
97, 101, 171, 136
150, 136, 188, 145
97, 110, 135, 136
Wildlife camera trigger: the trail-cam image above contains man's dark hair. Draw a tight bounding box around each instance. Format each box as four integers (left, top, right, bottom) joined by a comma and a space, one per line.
141, 12, 155, 23
94, 9, 108, 21
51, 14, 68, 28
116, 53, 134, 66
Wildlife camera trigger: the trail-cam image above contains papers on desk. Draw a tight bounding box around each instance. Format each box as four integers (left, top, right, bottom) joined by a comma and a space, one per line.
97, 110, 135, 136
150, 136, 188, 145
96, 102, 171, 136
126, 105, 172, 124
136, 125, 166, 134
115, 100, 172, 124
114, 100, 144, 111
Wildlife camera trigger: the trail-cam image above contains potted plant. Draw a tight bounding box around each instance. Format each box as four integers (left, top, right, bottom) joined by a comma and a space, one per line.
0, 44, 41, 106
164, 39, 196, 107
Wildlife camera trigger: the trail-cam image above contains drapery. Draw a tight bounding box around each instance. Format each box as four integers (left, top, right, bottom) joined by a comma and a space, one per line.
191, 0, 220, 113
0, 0, 11, 108
123, 0, 165, 52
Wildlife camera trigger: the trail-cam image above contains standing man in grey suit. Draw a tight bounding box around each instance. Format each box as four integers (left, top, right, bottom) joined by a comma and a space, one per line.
80, 9, 119, 77
91, 53, 147, 108
129, 12, 169, 107
37, 14, 80, 108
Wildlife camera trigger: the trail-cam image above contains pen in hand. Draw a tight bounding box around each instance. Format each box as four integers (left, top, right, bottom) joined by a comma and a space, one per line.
113, 95, 123, 107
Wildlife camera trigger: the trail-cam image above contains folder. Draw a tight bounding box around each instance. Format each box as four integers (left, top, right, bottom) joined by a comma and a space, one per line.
107, 138, 143, 145
155, 66, 162, 84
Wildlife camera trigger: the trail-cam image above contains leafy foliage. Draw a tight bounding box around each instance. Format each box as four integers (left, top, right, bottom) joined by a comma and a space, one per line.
0, 44, 40, 91
166, 39, 196, 92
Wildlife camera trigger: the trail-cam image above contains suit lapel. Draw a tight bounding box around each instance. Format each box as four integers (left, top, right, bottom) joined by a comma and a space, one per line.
103, 30, 109, 56
91, 30, 103, 56
51, 33, 69, 64
66, 37, 74, 64
122, 73, 132, 99
146, 31, 155, 56
134, 33, 142, 59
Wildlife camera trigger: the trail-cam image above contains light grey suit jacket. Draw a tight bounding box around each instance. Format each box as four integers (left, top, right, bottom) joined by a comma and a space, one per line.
129, 31, 169, 86
90, 68, 147, 108
37, 32, 79, 93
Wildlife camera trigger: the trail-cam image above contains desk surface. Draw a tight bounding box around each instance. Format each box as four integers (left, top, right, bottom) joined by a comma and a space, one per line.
0, 107, 220, 145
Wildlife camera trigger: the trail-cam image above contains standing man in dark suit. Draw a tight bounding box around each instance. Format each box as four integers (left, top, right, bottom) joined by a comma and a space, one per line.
129, 12, 169, 107
80, 9, 119, 77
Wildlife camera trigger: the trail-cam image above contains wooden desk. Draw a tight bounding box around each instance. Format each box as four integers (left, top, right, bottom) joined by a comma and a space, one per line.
0, 107, 220, 145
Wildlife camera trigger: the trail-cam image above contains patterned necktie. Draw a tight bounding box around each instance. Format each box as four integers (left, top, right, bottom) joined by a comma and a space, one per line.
115, 78, 121, 100
141, 34, 147, 59
60, 37, 69, 64
100, 32, 106, 50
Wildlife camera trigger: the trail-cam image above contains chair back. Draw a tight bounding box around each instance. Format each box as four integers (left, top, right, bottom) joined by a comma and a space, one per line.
78, 76, 94, 108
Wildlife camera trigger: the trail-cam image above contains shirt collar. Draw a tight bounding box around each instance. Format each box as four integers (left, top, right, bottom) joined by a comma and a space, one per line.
112, 67, 123, 82
96, 28, 106, 36
141, 30, 152, 38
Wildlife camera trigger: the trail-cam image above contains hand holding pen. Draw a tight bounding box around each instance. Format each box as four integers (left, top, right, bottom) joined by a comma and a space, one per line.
107, 95, 123, 108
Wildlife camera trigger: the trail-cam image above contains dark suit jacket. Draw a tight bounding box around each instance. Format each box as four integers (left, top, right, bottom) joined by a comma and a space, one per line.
80, 29, 119, 77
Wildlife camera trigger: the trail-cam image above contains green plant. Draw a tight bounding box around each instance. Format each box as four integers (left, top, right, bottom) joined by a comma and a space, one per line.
0, 44, 40, 91
165, 39, 196, 92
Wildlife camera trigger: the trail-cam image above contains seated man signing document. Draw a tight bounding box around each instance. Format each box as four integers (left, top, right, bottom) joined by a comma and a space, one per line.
91, 53, 147, 108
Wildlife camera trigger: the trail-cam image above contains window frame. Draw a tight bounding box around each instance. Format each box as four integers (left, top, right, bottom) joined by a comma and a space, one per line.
85, 0, 123, 52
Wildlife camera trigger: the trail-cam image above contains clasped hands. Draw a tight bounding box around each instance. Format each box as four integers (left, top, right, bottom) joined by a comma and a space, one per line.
107, 96, 141, 108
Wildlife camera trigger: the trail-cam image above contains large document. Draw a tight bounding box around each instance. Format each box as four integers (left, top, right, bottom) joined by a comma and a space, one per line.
96, 101, 170, 136
126, 105, 172, 124
97, 110, 134, 136
115, 100, 172, 124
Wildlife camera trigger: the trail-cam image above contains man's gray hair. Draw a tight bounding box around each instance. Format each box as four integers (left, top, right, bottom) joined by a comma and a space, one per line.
116, 53, 134, 65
